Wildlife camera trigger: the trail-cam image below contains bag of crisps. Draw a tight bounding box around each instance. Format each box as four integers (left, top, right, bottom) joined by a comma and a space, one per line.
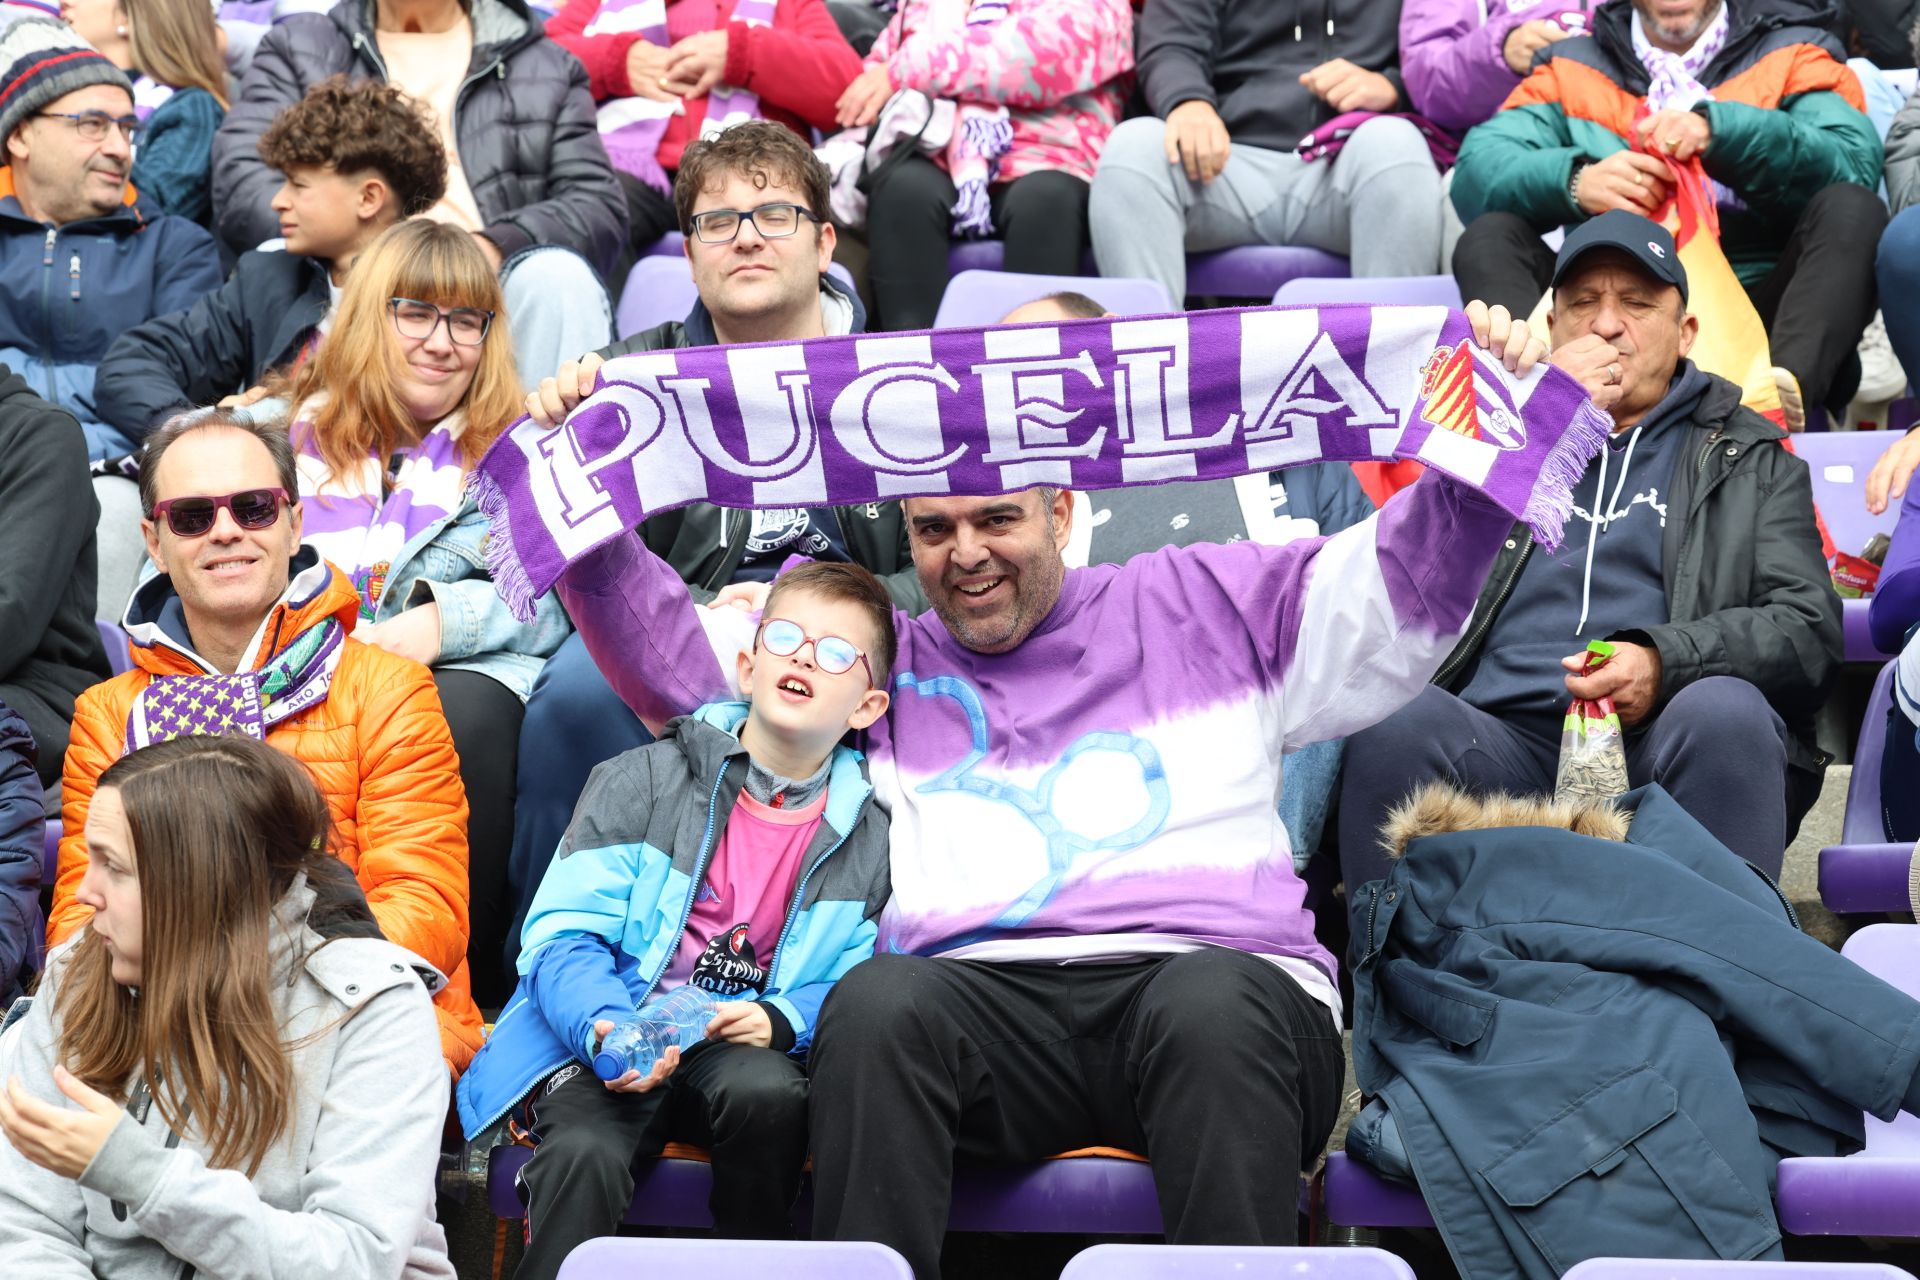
1554, 640, 1630, 805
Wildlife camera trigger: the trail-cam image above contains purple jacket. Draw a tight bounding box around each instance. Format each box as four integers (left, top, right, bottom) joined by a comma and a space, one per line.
1399, 0, 1599, 134
557, 474, 1514, 1000
1870, 478, 1920, 655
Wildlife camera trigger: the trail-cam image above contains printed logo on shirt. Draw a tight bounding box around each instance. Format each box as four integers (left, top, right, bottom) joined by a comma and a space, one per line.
746, 508, 833, 559
691, 923, 767, 996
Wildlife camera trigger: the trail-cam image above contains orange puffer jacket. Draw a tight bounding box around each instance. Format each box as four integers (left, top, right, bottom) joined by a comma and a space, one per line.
50, 555, 484, 1077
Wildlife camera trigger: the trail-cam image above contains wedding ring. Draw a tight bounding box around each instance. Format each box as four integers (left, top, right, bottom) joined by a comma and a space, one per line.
1607, 363, 1623, 384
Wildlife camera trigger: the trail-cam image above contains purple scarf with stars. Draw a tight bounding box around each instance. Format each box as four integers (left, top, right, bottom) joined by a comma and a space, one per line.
125, 617, 346, 752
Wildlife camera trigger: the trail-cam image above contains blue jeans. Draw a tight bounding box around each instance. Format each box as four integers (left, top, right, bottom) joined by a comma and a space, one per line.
503, 632, 652, 974
1278, 737, 1344, 872
1878, 206, 1920, 391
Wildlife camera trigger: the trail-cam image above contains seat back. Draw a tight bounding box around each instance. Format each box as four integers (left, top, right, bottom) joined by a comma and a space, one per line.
96, 619, 131, 677
1790, 431, 1902, 560
1274, 275, 1463, 309
1843, 660, 1896, 844
615, 257, 862, 340
1187, 245, 1349, 299
556, 1238, 911, 1278
43, 818, 59, 888
1564, 1259, 1917, 1280
1060, 1245, 1417, 1280
1842, 924, 1920, 1156
932, 270, 1174, 329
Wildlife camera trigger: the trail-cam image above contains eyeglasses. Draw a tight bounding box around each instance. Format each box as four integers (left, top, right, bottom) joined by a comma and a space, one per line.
388, 297, 494, 347
37, 111, 141, 144
689, 202, 822, 245
755, 618, 875, 687
150, 488, 290, 538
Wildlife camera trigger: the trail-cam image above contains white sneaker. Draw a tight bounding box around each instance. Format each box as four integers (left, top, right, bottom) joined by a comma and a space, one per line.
1772, 366, 1806, 433
1856, 310, 1909, 404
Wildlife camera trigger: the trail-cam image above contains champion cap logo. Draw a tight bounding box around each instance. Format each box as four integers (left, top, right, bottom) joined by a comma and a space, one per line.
1647, 241, 1666, 259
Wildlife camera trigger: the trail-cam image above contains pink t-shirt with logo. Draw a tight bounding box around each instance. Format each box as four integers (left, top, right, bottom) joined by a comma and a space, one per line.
657, 788, 826, 998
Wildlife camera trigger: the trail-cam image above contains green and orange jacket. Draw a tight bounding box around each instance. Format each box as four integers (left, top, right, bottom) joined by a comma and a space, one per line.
1450, 0, 1879, 288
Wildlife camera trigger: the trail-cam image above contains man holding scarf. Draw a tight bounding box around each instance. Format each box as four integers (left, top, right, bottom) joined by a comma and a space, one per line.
1450, 0, 1884, 431
482, 281, 1620, 1269
47, 411, 483, 1077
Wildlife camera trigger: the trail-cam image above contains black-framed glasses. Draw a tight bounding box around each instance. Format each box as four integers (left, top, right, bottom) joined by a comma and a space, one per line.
689, 202, 822, 245
388, 297, 494, 347
150, 488, 290, 538
755, 618, 875, 687
37, 110, 141, 144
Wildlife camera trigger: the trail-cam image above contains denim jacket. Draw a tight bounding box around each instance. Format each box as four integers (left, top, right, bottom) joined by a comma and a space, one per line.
376, 495, 571, 700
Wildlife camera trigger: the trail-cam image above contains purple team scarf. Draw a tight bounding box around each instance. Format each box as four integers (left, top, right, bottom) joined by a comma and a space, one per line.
125, 616, 345, 751
471, 304, 1613, 621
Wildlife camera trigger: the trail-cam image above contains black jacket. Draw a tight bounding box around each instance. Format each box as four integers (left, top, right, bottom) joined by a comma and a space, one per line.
595, 278, 929, 613
95, 250, 331, 438
0, 368, 111, 750
0, 701, 44, 1005
212, 0, 627, 277
1433, 368, 1841, 789
1137, 0, 1407, 152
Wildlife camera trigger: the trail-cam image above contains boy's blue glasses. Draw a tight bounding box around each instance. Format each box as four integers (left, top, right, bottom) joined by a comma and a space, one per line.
755, 618, 874, 688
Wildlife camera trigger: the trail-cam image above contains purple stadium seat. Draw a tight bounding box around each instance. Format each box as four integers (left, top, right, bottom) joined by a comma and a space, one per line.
1187, 245, 1349, 300
615, 256, 862, 341
1059, 1244, 1417, 1280
931, 270, 1174, 329
1272, 276, 1463, 310
43, 818, 59, 887
1816, 660, 1914, 912
945, 240, 1097, 277
640, 232, 685, 258
1788, 431, 1902, 662
97, 619, 131, 676
1320, 1152, 1435, 1230
556, 1237, 911, 1279
1564, 1261, 1917, 1280
1775, 924, 1920, 1237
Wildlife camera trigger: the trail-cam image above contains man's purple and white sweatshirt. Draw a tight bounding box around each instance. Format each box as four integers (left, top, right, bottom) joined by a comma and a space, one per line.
560, 475, 1516, 1020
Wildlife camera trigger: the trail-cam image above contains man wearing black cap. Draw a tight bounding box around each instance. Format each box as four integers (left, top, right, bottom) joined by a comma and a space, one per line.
1337, 209, 1840, 892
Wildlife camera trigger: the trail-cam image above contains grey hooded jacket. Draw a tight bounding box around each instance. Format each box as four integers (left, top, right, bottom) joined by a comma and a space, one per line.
0, 879, 457, 1280
211, 0, 627, 277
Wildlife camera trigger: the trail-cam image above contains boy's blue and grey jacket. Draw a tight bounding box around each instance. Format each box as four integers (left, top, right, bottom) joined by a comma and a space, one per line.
1351, 783, 1920, 1280
456, 702, 890, 1138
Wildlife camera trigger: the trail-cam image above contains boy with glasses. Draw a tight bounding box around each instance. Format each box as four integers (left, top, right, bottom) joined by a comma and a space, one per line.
456, 560, 896, 1280
0, 17, 223, 460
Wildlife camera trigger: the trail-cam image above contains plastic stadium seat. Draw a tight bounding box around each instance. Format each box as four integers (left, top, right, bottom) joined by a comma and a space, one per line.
1774, 924, 1920, 1236
1273, 275, 1463, 310
1816, 660, 1914, 913
931, 270, 1174, 328
639, 232, 685, 258
1188, 245, 1349, 299
615, 256, 861, 340
97, 618, 132, 676
43, 818, 59, 887
1059, 1244, 1417, 1280
1788, 431, 1901, 662
557, 1237, 911, 1279
946, 240, 1096, 276
1565, 1261, 1916, 1280
1320, 1151, 1435, 1231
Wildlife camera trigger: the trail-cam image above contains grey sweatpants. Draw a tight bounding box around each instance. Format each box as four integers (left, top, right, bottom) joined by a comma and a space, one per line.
1088, 114, 1443, 301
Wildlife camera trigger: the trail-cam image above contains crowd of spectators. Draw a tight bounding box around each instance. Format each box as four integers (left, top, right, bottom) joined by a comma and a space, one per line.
0, 0, 1918, 1277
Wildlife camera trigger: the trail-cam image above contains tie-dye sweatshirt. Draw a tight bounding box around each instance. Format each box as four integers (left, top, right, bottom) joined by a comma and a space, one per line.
559, 474, 1514, 993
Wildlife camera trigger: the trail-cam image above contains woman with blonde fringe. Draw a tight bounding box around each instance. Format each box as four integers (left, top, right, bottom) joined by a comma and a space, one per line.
60, 0, 229, 222
284, 217, 570, 1008
0, 733, 456, 1279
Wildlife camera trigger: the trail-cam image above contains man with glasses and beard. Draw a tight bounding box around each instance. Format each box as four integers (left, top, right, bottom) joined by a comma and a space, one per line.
0, 18, 222, 462
45, 409, 485, 1079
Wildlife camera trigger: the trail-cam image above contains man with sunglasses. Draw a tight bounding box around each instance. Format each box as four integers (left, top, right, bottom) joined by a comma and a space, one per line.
500, 121, 928, 989
0, 18, 223, 462
49, 409, 486, 1077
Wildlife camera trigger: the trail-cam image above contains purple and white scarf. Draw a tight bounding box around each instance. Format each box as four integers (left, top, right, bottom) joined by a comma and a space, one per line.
471, 304, 1613, 621
125, 616, 345, 751
586, 0, 776, 194
946, 0, 1010, 238
1631, 2, 1740, 208
292, 402, 469, 620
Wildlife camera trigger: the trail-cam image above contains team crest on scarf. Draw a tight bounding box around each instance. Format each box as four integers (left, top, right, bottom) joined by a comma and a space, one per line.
1418, 341, 1526, 451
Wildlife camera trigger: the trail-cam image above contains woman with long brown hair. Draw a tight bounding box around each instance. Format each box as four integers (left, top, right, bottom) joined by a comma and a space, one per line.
0, 734, 455, 1278
284, 216, 570, 1008
60, 0, 229, 222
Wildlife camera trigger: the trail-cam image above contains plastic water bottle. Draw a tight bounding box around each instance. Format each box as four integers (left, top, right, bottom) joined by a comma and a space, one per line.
591, 985, 722, 1081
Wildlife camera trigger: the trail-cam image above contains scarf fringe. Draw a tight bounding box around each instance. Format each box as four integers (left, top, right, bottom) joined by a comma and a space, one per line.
952, 179, 995, 238
1517, 396, 1614, 550
469, 468, 543, 624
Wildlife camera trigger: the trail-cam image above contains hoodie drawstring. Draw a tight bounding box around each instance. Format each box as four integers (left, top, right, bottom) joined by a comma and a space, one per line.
1575, 425, 1642, 636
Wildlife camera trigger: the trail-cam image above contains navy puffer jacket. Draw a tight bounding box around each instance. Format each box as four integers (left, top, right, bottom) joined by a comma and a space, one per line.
211, 0, 627, 278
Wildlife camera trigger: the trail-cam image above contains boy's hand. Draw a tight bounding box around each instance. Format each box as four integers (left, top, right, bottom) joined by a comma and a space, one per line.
706, 1002, 772, 1048
592, 1019, 682, 1093
527, 353, 606, 427
707, 581, 770, 614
